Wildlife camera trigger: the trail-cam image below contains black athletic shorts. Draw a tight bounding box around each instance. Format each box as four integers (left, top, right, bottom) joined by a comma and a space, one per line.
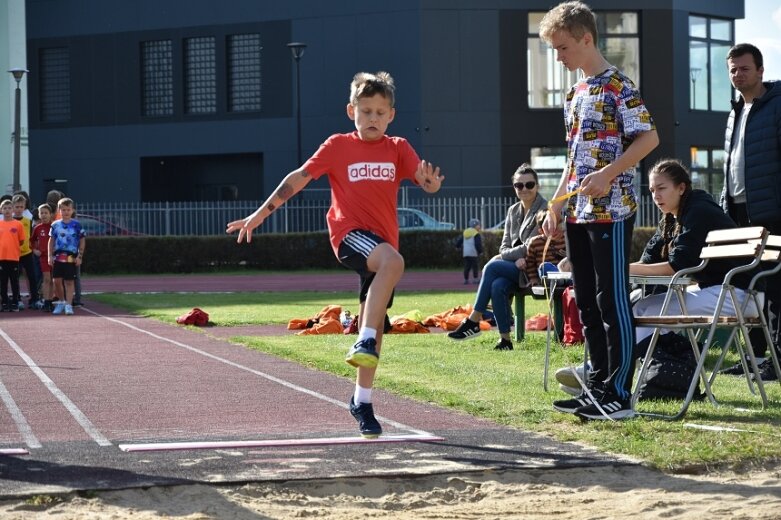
337, 229, 395, 306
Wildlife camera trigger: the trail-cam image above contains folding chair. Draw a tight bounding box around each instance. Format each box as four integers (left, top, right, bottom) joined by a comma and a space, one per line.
708, 234, 781, 395
632, 226, 774, 420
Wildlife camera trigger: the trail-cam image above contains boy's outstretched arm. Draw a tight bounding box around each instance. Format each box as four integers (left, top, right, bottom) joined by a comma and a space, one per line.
226, 168, 313, 243
415, 160, 444, 193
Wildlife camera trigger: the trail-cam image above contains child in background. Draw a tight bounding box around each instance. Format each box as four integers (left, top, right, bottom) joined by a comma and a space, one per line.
32, 203, 54, 312
48, 198, 85, 316
460, 218, 483, 284
12, 194, 39, 309
0, 199, 25, 312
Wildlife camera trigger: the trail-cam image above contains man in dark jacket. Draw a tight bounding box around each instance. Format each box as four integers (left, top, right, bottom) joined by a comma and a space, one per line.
720, 43, 781, 380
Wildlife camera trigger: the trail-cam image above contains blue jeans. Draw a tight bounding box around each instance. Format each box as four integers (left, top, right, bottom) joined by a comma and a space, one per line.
474, 258, 521, 334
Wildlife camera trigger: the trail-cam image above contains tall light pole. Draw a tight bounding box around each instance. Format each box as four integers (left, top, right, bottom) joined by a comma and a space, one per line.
690, 67, 701, 110
286, 42, 307, 166
8, 68, 28, 193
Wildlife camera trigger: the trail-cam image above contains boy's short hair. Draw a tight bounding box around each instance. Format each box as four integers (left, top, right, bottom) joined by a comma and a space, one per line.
539, 1, 598, 46
11, 194, 26, 205
0, 200, 12, 209
58, 197, 75, 208
38, 203, 52, 214
727, 43, 763, 69
349, 71, 396, 107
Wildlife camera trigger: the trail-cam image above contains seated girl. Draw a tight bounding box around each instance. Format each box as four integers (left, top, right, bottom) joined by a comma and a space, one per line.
630, 159, 761, 344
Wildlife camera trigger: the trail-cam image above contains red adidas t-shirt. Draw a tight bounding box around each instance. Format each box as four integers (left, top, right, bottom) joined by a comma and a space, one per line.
303, 132, 420, 256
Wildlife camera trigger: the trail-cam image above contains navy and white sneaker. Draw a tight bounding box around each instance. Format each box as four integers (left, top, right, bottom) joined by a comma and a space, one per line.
349, 397, 382, 438
575, 393, 635, 421
345, 338, 379, 368
447, 318, 481, 340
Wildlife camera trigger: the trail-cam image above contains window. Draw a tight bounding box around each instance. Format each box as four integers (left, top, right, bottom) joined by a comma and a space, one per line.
528, 12, 639, 108
689, 16, 732, 112
530, 147, 567, 197
228, 34, 263, 112
690, 146, 725, 199
184, 36, 217, 114
141, 40, 174, 117
39, 47, 71, 123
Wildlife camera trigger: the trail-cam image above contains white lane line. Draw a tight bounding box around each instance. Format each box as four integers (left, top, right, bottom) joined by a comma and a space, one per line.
0, 328, 112, 447
119, 434, 445, 452
0, 372, 41, 449
83, 307, 436, 437
0, 448, 29, 455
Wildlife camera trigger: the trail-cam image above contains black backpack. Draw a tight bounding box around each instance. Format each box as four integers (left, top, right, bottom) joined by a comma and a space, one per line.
636, 332, 705, 401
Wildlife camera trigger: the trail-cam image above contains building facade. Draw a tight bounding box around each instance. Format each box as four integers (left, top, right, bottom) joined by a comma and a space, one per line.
23, 0, 743, 204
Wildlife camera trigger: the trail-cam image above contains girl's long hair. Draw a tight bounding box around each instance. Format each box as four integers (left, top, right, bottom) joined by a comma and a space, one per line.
651, 158, 693, 260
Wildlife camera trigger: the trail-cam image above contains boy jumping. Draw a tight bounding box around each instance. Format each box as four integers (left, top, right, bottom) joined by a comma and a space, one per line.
227, 71, 443, 437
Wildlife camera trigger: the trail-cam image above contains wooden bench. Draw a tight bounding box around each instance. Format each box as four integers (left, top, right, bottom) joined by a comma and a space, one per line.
513, 281, 567, 342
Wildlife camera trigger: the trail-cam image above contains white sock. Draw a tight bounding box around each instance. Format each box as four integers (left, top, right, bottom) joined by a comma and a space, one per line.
358, 327, 377, 342
354, 384, 372, 404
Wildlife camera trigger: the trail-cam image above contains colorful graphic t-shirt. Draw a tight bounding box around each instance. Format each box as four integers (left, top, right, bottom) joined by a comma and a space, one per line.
563, 66, 656, 223
303, 132, 420, 256
49, 219, 85, 255
0, 219, 25, 261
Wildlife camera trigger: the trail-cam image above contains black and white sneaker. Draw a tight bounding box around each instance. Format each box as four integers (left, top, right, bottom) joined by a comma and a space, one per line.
575, 393, 634, 421
447, 318, 481, 340
494, 338, 513, 351
552, 385, 604, 414
753, 358, 780, 382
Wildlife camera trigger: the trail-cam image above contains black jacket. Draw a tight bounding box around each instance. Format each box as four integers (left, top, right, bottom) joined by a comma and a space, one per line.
642, 190, 755, 289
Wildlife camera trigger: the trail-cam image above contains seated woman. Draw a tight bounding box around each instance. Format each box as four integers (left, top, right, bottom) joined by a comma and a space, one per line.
631, 158, 760, 345
447, 163, 549, 350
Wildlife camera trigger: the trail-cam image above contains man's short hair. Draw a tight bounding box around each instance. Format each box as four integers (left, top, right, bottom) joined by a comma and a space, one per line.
0, 200, 12, 209
539, 1, 598, 46
349, 71, 396, 107
11, 194, 26, 205
38, 203, 52, 214
727, 43, 764, 69
58, 197, 75, 208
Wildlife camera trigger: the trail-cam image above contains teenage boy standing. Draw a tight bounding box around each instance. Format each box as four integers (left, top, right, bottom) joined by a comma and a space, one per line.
539, 1, 659, 420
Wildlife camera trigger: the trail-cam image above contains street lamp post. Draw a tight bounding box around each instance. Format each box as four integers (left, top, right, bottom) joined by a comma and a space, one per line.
8, 68, 28, 193
286, 42, 307, 166
690, 67, 701, 110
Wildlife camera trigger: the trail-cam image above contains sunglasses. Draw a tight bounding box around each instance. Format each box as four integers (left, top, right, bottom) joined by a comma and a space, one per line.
513, 181, 537, 190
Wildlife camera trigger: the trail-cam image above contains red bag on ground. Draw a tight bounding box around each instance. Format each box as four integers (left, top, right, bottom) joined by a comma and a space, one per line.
176, 308, 210, 326
525, 313, 549, 331
562, 287, 584, 345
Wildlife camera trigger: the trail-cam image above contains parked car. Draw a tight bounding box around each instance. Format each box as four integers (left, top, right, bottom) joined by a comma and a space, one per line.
397, 208, 455, 230
75, 214, 142, 236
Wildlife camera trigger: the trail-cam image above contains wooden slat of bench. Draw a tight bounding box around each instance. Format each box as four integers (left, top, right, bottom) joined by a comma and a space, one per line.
635, 315, 761, 325
699, 243, 761, 259
705, 226, 765, 243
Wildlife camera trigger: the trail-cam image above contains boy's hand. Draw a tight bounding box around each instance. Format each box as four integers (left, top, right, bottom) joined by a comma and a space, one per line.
580, 168, 613, 198
227, 212, 265, 244
415, 160, 444, 193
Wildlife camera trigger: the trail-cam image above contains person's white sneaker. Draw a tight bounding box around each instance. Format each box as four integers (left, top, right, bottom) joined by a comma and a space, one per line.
64, 304, 74, 315
52, 302, 65, 315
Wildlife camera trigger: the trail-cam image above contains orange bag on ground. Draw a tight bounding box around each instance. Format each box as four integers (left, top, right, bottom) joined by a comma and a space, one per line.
424, 305, 491, 331
296, 318, 344, 335
389, 318, 430, 334
525, 312, 549, 331
288, 305, 342, 331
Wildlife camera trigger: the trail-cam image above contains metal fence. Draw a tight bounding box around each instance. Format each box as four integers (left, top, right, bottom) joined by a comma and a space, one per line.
78, 186, 662, 236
